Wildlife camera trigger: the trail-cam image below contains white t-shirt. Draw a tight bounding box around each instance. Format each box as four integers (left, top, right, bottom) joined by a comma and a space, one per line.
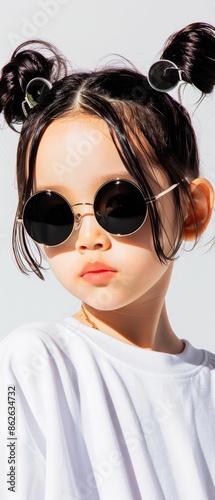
0, 317, 215, 500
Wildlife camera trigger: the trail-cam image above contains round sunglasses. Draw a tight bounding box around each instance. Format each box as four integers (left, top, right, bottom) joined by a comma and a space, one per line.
17, 179, 179, 246
148, 60, 183, 92
21, 77, 53, 117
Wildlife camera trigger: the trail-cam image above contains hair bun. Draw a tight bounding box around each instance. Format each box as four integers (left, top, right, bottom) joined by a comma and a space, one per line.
161, 22, 215, 94
0, 39, 68, 130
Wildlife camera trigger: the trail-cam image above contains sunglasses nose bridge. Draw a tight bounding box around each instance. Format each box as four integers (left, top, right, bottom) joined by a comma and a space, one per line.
72, 203, 94, 231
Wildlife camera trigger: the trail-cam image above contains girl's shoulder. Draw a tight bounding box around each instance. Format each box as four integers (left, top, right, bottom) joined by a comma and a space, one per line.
0, 319, 88, 404
0, 318, 66, 349
0, 318, 80, 373
0, 320, 84, 453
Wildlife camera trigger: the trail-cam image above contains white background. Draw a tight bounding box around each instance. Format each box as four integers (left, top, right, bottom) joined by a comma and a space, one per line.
0, 0, 215, 351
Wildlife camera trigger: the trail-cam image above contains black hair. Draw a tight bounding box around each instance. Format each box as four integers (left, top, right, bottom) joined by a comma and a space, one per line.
0, 22, 215, 279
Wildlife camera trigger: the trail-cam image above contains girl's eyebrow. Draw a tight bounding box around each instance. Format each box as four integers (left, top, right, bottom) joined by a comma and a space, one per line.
94, 171, 134, 184
36, 171, 134, 192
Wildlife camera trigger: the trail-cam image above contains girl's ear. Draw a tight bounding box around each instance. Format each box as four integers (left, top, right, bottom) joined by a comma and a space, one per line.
182, 178, 214, 241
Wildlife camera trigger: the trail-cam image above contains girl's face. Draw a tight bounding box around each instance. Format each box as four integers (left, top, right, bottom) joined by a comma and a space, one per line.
34, 114, 176, 311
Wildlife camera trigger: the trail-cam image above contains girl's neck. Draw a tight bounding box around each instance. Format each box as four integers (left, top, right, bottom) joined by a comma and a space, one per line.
74, 301, 184, 355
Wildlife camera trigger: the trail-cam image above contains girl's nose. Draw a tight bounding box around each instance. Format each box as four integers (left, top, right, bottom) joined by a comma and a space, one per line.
74, 212, 111, 252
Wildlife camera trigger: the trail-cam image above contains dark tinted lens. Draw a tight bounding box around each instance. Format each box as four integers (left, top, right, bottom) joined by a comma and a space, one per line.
26, 78, 52, 107
94, 180, 147, 235
23, 191, 74, 246
148, 60, 179, 91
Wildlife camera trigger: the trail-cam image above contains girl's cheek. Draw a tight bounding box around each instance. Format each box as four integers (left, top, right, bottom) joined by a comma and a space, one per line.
42, 242, 74, 259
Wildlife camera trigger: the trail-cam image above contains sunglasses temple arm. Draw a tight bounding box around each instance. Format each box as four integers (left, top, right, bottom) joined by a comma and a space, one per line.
21, 99, 30, 118
145, 183, 179, 203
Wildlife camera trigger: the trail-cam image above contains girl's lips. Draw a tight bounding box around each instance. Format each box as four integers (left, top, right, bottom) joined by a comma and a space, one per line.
82, 270, 117, 283
80, 262, 117, 283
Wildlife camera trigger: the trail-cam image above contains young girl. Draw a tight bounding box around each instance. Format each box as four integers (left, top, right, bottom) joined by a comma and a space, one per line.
0, 21, 215, 500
